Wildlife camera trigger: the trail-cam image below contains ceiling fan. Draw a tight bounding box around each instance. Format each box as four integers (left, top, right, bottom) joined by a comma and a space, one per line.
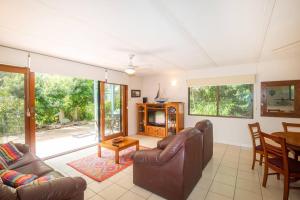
124, 54, 137, 75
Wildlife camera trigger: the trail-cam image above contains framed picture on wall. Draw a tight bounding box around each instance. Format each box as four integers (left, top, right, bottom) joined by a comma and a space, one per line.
131, 90, 141, 98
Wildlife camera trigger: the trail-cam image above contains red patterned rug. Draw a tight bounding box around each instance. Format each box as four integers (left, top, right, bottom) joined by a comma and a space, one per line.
67, 146, 147, 182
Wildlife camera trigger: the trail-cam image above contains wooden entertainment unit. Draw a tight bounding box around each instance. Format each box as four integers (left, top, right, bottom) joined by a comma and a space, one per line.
136, 102, 184, 138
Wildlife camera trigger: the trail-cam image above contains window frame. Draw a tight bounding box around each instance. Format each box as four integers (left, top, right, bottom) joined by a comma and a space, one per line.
188, 84, 254, 119
0, 64, 35, 152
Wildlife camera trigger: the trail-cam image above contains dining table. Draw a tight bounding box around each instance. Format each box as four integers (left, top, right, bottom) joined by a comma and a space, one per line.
271, 131, 300, 151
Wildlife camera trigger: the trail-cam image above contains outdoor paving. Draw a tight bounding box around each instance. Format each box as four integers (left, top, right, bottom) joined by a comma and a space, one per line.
0, 123, 98, 158
36, 123, 98, 158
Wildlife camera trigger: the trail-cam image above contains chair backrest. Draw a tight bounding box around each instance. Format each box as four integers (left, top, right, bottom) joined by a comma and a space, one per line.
260, 132, 289, 171
282, 122, 300, 133
248, 123, 262, 148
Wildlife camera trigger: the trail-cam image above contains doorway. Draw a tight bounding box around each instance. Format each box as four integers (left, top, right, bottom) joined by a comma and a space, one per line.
0, 65, 35, 151
100, 82, 128, 141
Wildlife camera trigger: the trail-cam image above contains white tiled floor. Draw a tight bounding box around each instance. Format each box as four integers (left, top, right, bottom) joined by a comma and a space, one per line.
45, 135, 300, 200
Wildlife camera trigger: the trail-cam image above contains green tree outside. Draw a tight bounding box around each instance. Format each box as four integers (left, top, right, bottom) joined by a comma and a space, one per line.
190, 84, 253, 118
1, 72, 95, 138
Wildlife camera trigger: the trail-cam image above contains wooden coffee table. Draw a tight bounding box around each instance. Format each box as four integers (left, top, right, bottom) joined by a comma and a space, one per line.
98, 137, 139, 164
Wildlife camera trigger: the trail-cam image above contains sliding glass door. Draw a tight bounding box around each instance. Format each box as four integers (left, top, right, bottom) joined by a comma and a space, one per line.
100, 82, 128, 141
0, 65, 128, 157
0, 65, 35, 150
35, 73, 99, 158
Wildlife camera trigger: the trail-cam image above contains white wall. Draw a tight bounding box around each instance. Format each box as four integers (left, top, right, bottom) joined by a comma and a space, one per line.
128, 77, 143, 135
141, 51, 300, 147
0, 46, 129, 84
0, 45, 142, 135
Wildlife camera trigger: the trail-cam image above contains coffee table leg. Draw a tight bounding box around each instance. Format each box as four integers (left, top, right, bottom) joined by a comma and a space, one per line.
98, 145, 101, 157
115, 150, 119, 164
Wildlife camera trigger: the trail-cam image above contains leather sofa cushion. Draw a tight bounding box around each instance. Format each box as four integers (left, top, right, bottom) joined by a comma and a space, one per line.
158, 128, 197, 163
157, 135, 175, 149
13, 160, 53, 177
44, 171, 64, 179
8, 153, 40, 170
14, 143, 30, 154
0, 183, 17, 200
195, 120, 212, 133
16, 177, 87, 200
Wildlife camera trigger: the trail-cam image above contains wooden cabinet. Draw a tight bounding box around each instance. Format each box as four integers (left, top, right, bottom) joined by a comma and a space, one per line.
146, 126, 155, 136
137, 102, 184, 138
145, 126, 166, 138
156, 127, 166, 137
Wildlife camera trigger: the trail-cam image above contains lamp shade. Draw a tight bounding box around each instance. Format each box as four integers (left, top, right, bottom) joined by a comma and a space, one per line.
125, 67, 135, 75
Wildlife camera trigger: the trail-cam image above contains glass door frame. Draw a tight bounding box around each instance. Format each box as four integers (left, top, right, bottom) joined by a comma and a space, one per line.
0, 64, 35, 152
99, 81, 128, 141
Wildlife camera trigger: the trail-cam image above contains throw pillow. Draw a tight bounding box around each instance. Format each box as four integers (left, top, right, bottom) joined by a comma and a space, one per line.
17, 175, 56, 188
0, 156, 8, 170
30, 175, 55, 185
0, 170, 37, 188
0, 142, 24, 164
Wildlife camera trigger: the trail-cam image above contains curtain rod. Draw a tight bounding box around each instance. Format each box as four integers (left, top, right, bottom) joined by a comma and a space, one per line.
0, 44, 125, 74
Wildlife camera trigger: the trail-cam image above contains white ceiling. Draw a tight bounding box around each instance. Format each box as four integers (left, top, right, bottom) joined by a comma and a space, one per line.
0, 0, 299, 75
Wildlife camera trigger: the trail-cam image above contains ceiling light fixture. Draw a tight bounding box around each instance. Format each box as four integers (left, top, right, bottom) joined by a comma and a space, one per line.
125, 54, 136, 75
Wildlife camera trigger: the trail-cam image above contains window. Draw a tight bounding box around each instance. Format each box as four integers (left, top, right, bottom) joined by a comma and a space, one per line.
189, 84, 253, 118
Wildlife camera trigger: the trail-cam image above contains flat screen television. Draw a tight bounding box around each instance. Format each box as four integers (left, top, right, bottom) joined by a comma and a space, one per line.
147, 110, 165, 126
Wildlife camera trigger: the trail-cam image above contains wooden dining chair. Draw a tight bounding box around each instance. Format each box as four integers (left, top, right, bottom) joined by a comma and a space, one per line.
282, 122, 300, 133
260, 132, 300, 200
282, 122, 300, 160
248, 123, 264, 169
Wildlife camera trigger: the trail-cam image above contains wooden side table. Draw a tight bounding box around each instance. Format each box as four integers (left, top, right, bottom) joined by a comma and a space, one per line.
98, 137, 139, 164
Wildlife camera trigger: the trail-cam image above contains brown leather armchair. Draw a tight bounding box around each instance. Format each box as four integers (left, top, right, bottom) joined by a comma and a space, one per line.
132, 128, 203, 200
156, 119, 213, 169
0, 143, 87, 200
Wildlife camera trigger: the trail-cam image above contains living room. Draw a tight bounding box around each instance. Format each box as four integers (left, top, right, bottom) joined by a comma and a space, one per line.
1, 1, 300, 200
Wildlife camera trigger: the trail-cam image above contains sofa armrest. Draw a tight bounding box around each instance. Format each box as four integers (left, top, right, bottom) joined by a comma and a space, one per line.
14, 143, 30, 154
17, 177, 87, 200
0, 184, 17, 200
132, 149, 163, 165
157, 135, 175, 149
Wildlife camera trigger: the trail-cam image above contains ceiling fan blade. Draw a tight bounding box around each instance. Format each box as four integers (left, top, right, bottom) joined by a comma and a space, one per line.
112, 47, 171, 55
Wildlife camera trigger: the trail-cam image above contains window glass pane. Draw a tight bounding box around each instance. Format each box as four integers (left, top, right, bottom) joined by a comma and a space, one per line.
219, 84, 253, 117
0, 72, 25, 143
189, 86, 217, 115
104, 84, 122, 136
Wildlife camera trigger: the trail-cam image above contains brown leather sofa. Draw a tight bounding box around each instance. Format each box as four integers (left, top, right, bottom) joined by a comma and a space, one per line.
195, 120, 213, 169
0, 143, 87, 200
132, 127, 204, 200
132, 120, 213, 200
